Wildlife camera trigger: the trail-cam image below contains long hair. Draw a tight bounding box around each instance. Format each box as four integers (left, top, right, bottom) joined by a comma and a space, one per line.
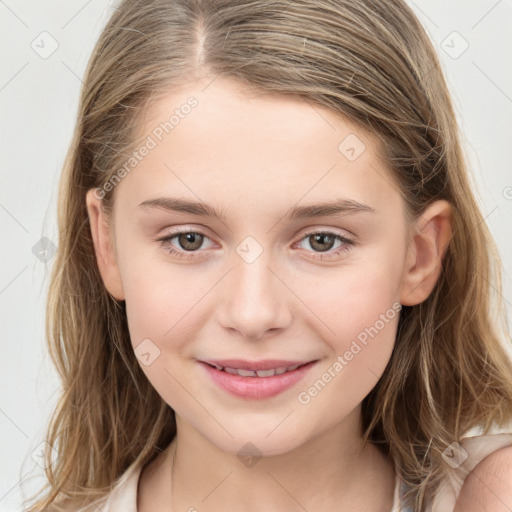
25, 0, 512, 510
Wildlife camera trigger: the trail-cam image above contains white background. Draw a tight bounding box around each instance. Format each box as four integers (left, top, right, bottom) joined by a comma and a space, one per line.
1, 1, 511, 510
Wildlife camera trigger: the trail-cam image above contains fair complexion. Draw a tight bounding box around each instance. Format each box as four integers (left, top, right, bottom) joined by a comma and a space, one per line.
86, 77, 452, 511
455, 446, 512, 511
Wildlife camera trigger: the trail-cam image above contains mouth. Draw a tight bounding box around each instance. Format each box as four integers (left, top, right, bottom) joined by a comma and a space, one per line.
198, 359, 319, 400
202, 360, 313, 377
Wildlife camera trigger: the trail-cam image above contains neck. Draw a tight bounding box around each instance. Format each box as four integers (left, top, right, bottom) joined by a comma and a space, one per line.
138, 406, 396, 512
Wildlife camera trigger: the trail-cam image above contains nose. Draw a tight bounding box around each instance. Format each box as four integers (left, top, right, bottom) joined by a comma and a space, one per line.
217, 251, 293, 341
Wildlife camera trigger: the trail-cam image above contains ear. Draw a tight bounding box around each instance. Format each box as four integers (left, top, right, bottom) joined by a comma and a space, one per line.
400, 200, 452, 306
85, 189, 125, 301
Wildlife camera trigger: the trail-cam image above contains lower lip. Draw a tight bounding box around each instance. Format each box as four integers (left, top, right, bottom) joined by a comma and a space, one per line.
198, 361, 317, 400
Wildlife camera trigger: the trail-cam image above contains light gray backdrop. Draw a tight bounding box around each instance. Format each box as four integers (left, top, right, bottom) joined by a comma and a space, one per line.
1, 1, 511, 510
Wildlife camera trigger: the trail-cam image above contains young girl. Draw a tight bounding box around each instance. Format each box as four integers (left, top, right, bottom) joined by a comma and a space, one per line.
26, 0, 512, 511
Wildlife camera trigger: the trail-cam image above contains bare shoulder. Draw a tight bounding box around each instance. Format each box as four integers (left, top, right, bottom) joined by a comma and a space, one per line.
454, 445, 512, 511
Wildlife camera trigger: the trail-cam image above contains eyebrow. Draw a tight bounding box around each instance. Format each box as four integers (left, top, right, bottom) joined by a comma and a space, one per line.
138, 197, 376, 221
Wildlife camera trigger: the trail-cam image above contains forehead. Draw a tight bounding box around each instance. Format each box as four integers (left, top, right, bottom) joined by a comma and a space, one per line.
116, 77, 402, 218
141, 77, 380, 158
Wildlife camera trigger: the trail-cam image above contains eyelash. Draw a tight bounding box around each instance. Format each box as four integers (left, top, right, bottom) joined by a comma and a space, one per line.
157, 228, 355, 261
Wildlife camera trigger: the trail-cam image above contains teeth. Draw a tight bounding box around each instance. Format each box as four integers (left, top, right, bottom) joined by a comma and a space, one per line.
256, 368, 276, 377
214, 364, 304, 377
237, 368, 256, 377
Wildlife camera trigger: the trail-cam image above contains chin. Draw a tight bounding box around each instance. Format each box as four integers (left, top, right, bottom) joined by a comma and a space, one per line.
204, 424, 310, 460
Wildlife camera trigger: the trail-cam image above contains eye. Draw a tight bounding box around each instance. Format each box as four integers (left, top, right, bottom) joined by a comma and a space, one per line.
157, 229, 214, 260
156, 228, 355, 261
295, 230, 355, 260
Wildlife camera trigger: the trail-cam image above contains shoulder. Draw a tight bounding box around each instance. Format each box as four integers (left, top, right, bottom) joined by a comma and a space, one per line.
454, 445, 512, 511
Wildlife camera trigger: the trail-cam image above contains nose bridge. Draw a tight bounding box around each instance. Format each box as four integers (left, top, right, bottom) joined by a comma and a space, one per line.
234, 248, 275, 302
219, 238, 292, 339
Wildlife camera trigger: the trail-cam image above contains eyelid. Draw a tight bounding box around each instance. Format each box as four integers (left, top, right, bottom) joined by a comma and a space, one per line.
296, 223, 356, 239
156, 225, 217, 244
157, 224, 354, 242
296, 225, 354, 239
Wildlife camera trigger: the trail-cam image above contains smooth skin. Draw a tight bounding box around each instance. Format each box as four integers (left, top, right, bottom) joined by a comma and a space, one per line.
454, 446, 512, 511
84, 77, 507, 511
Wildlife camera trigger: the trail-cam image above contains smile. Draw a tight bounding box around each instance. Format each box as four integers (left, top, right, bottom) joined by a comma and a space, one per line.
205, 362, 306, 377
198, 360, 318, 400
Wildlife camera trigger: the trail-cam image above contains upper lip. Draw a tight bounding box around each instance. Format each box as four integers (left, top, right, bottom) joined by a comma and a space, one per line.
200, 359, 316, 371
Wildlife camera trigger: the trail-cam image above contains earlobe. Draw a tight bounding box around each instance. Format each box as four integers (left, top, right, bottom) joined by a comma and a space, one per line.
400, 200, 452, 306
85, 189, 125, 301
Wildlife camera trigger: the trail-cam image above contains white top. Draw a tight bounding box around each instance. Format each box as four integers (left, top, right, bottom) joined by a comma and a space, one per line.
66, 421, 512, 512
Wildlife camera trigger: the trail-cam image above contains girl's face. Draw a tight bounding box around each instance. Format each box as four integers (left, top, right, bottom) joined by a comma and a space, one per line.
87, 78, 449, 456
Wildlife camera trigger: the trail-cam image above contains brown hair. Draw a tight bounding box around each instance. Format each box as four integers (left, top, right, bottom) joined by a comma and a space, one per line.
25, 0, 512, 510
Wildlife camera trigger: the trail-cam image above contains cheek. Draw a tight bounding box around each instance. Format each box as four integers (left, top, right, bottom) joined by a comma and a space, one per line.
120, 261, 211, 412
333, 269, 400, 351
302, 270, 399, 379
293, 291, 400, 436
122, 261, 212, 350
115, 228, 208, 336
296, 240, 404, 346
293, 247, 404, 412
296, 310, 398, 435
